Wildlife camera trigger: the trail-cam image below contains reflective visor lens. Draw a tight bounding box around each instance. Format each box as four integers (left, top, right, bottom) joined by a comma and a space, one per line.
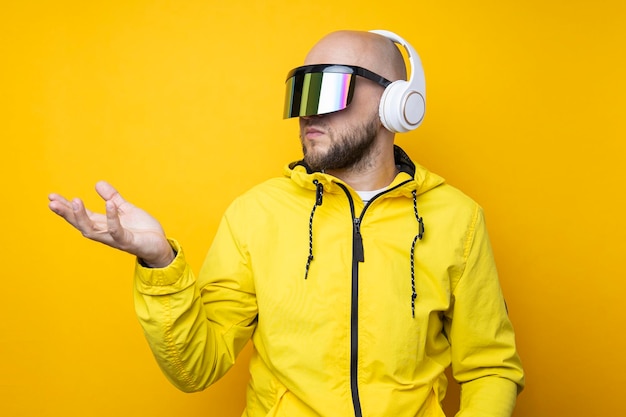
283, 71, 355, 119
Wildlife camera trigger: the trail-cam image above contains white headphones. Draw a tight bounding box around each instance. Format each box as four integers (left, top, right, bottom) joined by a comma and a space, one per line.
369, 30, 426, 133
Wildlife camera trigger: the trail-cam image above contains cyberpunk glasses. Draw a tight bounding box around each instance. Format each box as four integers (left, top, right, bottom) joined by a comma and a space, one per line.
283, 64, 392, 119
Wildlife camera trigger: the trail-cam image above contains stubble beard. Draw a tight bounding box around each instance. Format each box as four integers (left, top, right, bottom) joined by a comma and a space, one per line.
300, 116, 380, 173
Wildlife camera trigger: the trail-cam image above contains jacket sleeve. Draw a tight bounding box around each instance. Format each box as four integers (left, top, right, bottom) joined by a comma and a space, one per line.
133, 211, 257, 393
444, 205, 525, 417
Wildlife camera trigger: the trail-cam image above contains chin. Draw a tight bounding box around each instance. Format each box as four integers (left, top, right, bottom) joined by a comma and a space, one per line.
303, 149, 326, 169
303, 141, 327, 155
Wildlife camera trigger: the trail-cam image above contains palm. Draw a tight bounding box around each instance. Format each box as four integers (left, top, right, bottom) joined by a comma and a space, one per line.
48, 181, 174, 267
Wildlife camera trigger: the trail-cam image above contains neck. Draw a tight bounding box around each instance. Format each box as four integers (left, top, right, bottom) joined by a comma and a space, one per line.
327, 142, 398, 191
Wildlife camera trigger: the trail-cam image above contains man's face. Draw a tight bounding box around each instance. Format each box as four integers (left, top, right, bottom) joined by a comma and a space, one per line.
298, 78, 383, 172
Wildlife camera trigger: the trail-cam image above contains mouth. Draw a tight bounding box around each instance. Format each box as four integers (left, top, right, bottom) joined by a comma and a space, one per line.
303, 126, 325, 140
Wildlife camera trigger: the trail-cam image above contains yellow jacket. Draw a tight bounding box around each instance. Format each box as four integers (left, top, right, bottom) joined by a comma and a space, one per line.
134, 146, 524, 417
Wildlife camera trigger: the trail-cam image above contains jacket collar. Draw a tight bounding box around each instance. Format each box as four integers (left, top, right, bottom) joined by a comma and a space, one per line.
285, 145, 444, 197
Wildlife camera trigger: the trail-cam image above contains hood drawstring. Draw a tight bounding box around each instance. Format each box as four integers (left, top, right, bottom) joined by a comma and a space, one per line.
303, 181, 424, 318
410, 190, 425, 318
305, 180, 324, 279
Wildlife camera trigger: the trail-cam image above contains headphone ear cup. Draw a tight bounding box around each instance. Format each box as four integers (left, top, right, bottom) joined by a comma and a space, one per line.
379, 80, 425, 133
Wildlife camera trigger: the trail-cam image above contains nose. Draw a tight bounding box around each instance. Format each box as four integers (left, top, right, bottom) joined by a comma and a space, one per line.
300, 114, 324, 121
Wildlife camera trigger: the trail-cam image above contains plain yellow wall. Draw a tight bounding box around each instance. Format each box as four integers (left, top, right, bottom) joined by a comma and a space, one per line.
2, 1, 625, 416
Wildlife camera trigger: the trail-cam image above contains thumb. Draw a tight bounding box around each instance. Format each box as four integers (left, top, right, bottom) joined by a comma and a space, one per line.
96, 181, 128, 208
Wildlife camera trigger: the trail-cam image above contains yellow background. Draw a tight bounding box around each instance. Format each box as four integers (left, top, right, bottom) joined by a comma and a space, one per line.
2, 1, 625, 416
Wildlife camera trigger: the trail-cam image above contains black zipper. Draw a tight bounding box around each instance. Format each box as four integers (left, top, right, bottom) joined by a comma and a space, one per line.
337, 179, 414, 417
335, 183, 363, 417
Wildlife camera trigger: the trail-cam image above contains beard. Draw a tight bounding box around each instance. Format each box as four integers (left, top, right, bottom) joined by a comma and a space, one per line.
300, 115, 379, 172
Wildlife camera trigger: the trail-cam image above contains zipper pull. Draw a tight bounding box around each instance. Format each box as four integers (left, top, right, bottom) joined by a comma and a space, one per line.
417, 216, 424, 240
353, 218, 364, 263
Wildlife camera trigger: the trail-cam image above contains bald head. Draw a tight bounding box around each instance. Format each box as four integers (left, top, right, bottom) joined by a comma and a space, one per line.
304, 30, 407, 82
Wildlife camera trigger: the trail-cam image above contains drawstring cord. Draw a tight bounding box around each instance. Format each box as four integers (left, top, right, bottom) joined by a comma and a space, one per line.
303, 181, 424, 319
305, 180, 324, 279
410, 190, 425, 318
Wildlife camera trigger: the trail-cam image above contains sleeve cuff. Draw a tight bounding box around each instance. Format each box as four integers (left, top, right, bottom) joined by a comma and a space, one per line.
458, 376, 520, 417
134, 238, 195, 295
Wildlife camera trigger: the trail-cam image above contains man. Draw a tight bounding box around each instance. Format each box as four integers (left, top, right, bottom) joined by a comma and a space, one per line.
49, 30, 524, 416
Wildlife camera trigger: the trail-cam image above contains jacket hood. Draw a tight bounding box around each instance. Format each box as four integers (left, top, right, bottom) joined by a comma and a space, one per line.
284, 145, 445, 196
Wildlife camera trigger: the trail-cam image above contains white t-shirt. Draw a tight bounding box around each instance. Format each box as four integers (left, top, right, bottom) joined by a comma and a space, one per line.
356, 187, 387, 205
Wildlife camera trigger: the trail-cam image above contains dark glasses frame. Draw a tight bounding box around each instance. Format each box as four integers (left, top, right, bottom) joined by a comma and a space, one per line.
286, 64, 392, 88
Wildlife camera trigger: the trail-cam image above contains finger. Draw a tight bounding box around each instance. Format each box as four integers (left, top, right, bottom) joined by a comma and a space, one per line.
48, 192, 67, 203
49, 192, 112, 245
48, 192, 69, 208
95, 181, 128, 208
71, 197, 106, 236
105, 200, 130, 247
48, 193, 78, 224
48, 193, 72, 210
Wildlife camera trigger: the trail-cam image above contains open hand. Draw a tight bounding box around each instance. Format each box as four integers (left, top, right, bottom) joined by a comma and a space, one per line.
48, 181, 175, 268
